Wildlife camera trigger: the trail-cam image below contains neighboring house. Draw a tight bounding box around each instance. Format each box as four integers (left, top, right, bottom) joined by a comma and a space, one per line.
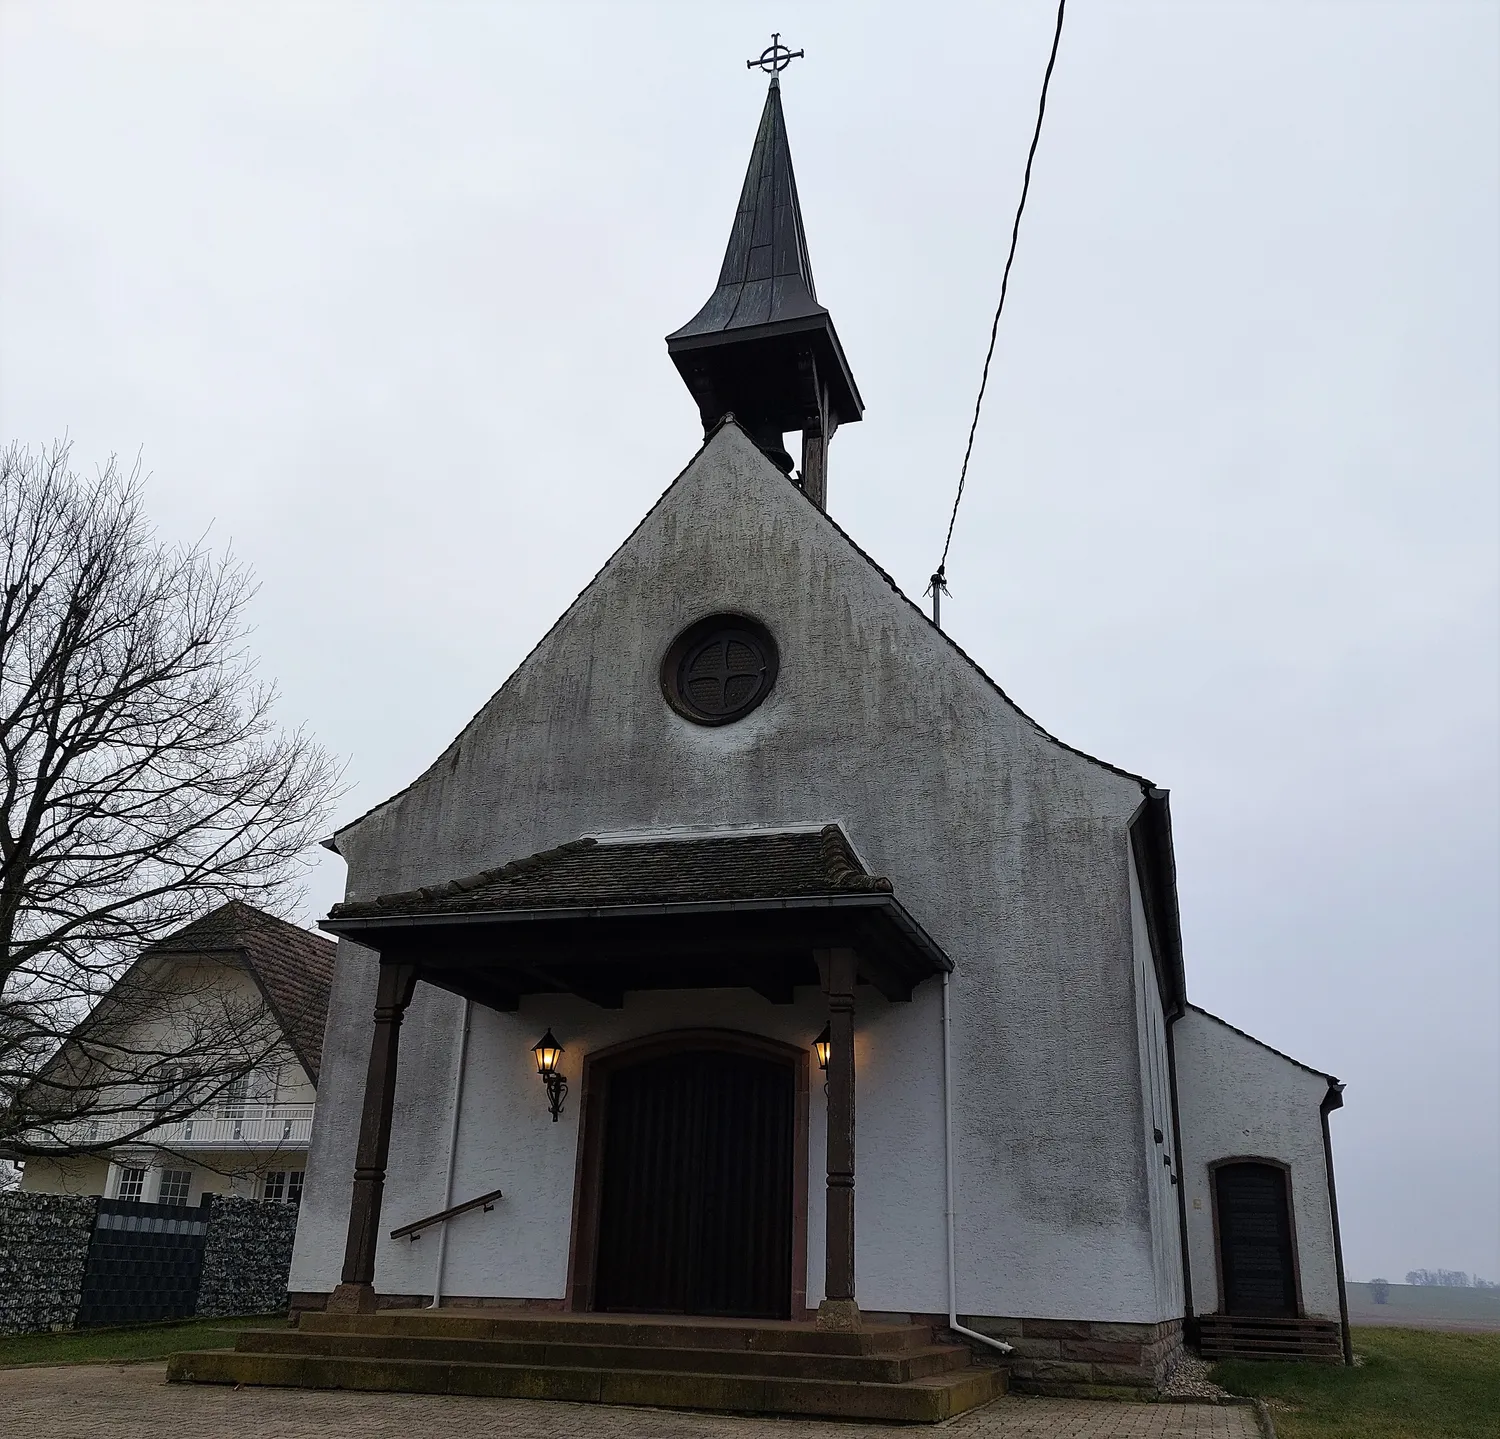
13, 902, 335, 1208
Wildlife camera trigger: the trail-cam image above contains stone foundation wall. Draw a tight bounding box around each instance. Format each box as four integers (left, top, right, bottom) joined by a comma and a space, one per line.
196, 1197, 300, 1318
957, 1315, 1184, 1397
0, 1193, 99, 1335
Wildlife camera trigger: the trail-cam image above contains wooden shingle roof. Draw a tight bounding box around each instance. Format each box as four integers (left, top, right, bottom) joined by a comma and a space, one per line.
331, 825, 892, 923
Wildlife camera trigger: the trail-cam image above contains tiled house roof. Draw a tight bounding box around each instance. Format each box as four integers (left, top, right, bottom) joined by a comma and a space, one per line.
331, 825, 893, 922
145, 902, 337, 1084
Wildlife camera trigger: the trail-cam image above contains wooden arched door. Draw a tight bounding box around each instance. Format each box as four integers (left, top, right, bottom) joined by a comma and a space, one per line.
1214, 1161, 1299, 1317
587, 1042, 798, 1319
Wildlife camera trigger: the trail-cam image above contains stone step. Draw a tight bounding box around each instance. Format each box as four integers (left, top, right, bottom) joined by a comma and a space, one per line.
169, 1349, 1005, 1422
296, 1309, 935, 1357
235, 1327, 970, 1384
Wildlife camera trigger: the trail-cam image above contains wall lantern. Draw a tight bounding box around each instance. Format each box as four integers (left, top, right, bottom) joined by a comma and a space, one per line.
813, 1024, 831, 1072
532, 1029, 568, 1122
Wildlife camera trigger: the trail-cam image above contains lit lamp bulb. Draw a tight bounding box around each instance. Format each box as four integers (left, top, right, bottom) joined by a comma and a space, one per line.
533, 1029, 563, 1078
532, 1030, 568, 1122
814, 1024, 831, 1071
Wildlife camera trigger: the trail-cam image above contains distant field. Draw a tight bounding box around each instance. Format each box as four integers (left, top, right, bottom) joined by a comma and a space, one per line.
1347, 1281, 1500, 1332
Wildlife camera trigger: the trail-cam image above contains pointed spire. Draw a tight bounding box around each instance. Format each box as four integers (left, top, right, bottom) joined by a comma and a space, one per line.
673, 79, 824, 339
666, 80, 862, 507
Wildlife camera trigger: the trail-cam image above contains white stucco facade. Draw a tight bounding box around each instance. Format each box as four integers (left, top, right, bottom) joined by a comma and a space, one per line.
1173, 1006, 1342, 1320
291, 423, 1345, 1340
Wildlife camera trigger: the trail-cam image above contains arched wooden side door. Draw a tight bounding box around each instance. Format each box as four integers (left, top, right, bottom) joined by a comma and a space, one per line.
591, 1047, 795, 1319
1214, 1161, 1299, 1317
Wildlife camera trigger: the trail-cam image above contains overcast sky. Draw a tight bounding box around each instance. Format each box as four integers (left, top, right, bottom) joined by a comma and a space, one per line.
2, 1, 1495, 1285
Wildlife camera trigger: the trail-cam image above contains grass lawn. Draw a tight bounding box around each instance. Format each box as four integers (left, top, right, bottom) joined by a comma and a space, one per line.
0, 1313, 281, 1368
1213, 1325, 1500, 1439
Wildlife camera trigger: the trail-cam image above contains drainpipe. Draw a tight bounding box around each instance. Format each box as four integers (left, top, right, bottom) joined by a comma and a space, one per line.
942, 972, 1013, 1355
429, 998, 472, 1309
1319, 1079, 1354, 1366
1164, 1009, 1196, 1345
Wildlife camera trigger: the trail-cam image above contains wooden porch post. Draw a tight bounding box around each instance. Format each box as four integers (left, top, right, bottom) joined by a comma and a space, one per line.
327, 960, 418, 1314
816, 946, 860, 1330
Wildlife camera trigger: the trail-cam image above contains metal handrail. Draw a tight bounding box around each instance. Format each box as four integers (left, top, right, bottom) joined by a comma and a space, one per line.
390, 1187, 503, 1242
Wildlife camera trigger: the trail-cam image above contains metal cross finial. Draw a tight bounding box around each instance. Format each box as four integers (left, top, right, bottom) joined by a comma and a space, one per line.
746, 33, 804, 77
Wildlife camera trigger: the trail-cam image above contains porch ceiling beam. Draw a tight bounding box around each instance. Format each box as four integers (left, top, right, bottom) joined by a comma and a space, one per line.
421, 967, 521, 1013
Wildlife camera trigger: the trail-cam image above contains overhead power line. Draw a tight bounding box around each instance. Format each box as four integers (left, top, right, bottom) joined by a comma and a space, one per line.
929, 0, 1068, 627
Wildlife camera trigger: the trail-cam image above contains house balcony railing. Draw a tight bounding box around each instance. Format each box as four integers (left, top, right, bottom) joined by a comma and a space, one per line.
24, 1104, 315, 1152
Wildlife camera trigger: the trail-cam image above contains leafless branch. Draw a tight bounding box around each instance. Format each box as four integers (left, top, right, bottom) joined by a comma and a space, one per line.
0, 441, 341, 1155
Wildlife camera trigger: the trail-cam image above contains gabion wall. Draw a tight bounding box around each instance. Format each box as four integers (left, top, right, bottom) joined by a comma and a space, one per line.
195, 1195, 299, 1318
0, 1191, 297, 1332
0, 1193, 99, 1335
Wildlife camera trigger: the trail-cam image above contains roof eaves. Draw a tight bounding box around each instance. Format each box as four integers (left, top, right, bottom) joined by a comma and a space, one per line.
1187, 1003, 1338, 1083
328, 428, 734, 846
807, 491, 1155, 790
234, 946, 316, 1084
321, 891, 954, 972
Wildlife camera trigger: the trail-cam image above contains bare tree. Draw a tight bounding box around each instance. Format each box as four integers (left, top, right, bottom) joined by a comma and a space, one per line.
0, 441, 339, 1160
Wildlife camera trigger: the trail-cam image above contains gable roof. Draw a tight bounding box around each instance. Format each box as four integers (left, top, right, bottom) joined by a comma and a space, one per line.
144, 902, 337, 1084
1187, 1003, 1338, 1085
330, 825, 892, 922
326, 420, 1157, 854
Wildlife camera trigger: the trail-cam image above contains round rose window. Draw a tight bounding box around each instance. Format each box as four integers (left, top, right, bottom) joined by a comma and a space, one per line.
662, 615, 779, 725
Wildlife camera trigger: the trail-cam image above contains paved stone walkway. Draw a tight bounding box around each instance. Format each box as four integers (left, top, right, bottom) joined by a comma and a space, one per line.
0, 1363, 1260, 1439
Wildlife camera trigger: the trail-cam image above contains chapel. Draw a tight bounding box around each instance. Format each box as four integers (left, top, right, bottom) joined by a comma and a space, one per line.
174, 62, 1352, 1418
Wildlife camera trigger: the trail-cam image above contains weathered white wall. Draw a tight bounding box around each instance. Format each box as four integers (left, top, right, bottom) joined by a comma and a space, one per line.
293, 423, 1167, 1321
1128, 855, 1185, 1321
1174, 1007, 1341, 1319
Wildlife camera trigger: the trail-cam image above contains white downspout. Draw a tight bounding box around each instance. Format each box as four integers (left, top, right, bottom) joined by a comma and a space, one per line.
942, 971, 1014, 1355
429, 998, 472, 1309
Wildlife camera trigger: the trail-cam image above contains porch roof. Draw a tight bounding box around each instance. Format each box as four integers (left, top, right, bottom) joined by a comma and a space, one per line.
320, 826, 951, 1008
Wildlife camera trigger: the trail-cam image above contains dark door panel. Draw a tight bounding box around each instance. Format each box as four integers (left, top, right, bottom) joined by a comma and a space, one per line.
1215, 1162, 1298, 1317
593, 1049, 793, 1319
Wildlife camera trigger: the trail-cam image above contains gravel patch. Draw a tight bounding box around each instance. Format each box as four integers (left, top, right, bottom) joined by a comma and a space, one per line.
1160, 1351, 1233, 1402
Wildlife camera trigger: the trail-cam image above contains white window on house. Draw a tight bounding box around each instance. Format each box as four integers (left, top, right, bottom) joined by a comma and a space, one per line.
116, 1166, 147, 1201
261, 1169, 305, 1203
219, 1067, 277, 1130
154, 1067, 186, 1118
158, 1169, 192, 1206
217, 1073, 249, 1117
